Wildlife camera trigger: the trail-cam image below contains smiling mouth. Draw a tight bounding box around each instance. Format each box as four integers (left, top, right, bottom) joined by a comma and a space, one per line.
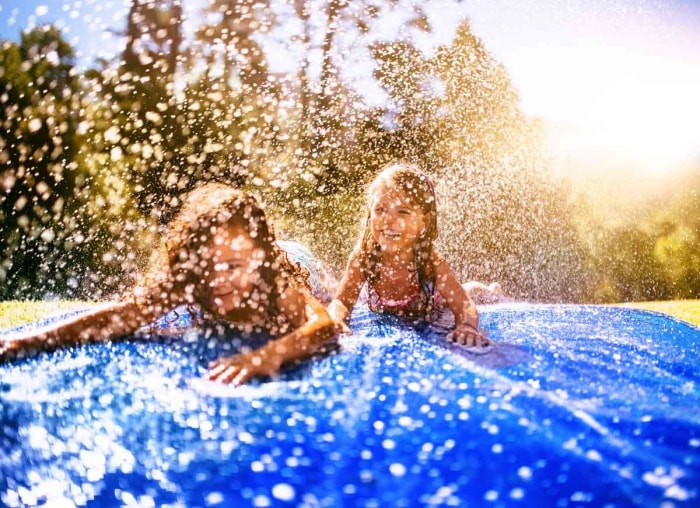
212, 289, 236, 299
382, 231, 401, 239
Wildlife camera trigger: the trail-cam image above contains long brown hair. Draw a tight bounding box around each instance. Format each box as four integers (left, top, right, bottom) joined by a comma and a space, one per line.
135, 183, 309, 317
358, 164, 438, 298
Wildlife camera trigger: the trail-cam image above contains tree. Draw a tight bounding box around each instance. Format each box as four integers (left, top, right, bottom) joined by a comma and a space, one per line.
187, 0, 282, 194
0, 26, 121, 298
290, 0, 431, 188
593, 226, 666, 302
368, 20, 590, 301
113, 0, 189, 219
259, 1, 435, 268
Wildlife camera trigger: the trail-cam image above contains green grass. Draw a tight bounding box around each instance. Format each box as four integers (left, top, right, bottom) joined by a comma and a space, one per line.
0, 301, 102, 330
618, 299, 700, 327
1, 299, 699, 331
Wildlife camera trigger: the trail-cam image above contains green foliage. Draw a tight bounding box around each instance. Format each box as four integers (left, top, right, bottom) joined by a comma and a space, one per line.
0, 300, 101, 330
589, 173, 700, 302
0, 26, 104, 298
1, 2, 692, 304
621, 300, 700, 326
366, 20, 590, 301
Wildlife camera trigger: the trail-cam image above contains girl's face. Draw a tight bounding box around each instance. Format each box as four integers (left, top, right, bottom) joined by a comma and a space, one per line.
207, 226, 267, 318
369, 186, 426, 255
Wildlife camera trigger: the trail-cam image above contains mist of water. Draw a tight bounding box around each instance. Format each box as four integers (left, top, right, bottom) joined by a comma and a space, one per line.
0, 1, 591, 303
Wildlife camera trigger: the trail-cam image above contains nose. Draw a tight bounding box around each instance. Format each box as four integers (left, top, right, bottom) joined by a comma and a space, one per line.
385, 209, 403, 230
211, 266, 242, 289
211, 273, 234, 293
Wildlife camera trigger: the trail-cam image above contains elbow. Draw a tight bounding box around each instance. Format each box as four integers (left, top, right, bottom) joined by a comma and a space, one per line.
328, 299, 350, 324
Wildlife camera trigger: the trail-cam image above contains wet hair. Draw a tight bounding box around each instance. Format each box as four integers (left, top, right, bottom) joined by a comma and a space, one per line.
136, 183, 309, 318
358, 163, 438, 307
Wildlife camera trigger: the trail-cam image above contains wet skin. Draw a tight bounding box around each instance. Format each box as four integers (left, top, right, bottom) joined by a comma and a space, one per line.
206, 226, 267, 321
331, 184, 490, 348
205, 227, 338, 385
369, 187, 426, 258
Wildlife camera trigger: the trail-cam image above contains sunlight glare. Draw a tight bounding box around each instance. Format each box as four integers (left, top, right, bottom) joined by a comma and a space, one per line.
509, 44, 700, 174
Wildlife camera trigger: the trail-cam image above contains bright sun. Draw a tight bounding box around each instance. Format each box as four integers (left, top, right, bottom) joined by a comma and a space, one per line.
468, 0, 700, 178
508, 44, 700, 175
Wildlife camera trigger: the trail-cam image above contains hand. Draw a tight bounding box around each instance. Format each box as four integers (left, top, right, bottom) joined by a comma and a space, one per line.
446, 324, 490, 348
0, 340, 13, 363
327, 300, 351, 334
208, 352, 281, 386
0, 339, 23, 363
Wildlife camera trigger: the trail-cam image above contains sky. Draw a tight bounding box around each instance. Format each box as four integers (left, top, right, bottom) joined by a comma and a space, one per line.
1, 0, 699, 177
456, 0, 700, 176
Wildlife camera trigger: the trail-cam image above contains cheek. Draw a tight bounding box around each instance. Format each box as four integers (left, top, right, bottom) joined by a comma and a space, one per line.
244, 269, 262, 288
232, 268, 259, 290
370, 221, 383, 240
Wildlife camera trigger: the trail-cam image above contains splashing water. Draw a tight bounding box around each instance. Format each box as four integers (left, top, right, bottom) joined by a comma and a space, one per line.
0, 0, 597, 303
1, 2, 698, 505
1, 304, 699, 506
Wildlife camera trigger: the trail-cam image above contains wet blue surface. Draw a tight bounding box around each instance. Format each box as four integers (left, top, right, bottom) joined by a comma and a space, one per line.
1, 304, 699, 507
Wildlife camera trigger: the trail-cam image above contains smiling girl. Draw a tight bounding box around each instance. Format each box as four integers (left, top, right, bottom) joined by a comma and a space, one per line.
0, 183, 338, 385
328, 164, 502, 349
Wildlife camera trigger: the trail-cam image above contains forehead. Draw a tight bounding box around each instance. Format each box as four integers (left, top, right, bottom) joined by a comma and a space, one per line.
371, 185, 414, 206
212, 226, 257, 250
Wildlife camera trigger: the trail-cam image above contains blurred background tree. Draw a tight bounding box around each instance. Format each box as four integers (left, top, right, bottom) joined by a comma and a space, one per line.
0, 0, 696, 303
366, 20, 590, 301
0, 27, 107, 298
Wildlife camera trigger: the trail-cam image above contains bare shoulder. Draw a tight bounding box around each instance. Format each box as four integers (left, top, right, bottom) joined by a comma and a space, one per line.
430, 248, 449, 270
346, 248, 366, 270
130, 266, 187, 315
277, 283, 309, 327
431, 248, 464, 290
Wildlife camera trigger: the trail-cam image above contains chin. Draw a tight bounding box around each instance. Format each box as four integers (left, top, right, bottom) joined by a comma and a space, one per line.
378, 242, 400, 253
218, 306, 252, 322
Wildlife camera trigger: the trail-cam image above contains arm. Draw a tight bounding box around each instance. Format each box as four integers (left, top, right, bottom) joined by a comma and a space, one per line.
0, 300, 160, 363
433, 250, 490, 347
327, 249, 366, 329
208, 287, 338, 385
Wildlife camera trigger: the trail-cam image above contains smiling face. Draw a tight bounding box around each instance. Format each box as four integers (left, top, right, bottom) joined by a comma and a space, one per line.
369, 185, 426, 256
206, 226, 267, 319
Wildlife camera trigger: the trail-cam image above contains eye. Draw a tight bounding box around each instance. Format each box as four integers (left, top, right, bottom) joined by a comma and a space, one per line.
215, 261, 242, 271
398, 209, 411, 216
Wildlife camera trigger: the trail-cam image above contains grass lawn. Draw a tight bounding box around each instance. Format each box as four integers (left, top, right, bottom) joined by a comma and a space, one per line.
1, 299, 699, 331
0, 301, 102, 331
620, 299, 700, 328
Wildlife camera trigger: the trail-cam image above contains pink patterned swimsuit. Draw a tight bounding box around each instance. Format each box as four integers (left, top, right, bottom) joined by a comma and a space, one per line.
367, 280, 443, 319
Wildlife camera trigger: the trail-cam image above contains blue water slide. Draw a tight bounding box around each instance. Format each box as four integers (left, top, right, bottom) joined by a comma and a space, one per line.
1, 303, 699, 507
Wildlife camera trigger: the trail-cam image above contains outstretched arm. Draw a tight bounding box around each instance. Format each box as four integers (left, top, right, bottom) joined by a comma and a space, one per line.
0, 300, 160, 362
433, 251, 490, 347
208, 287, 338, 385
327, 249, 365, 330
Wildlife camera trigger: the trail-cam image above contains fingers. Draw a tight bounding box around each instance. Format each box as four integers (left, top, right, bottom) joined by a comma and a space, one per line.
207, 353, 278, 386
335, 320, 352, 335
447, 327, 490, 348
207, 361, 250, 386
